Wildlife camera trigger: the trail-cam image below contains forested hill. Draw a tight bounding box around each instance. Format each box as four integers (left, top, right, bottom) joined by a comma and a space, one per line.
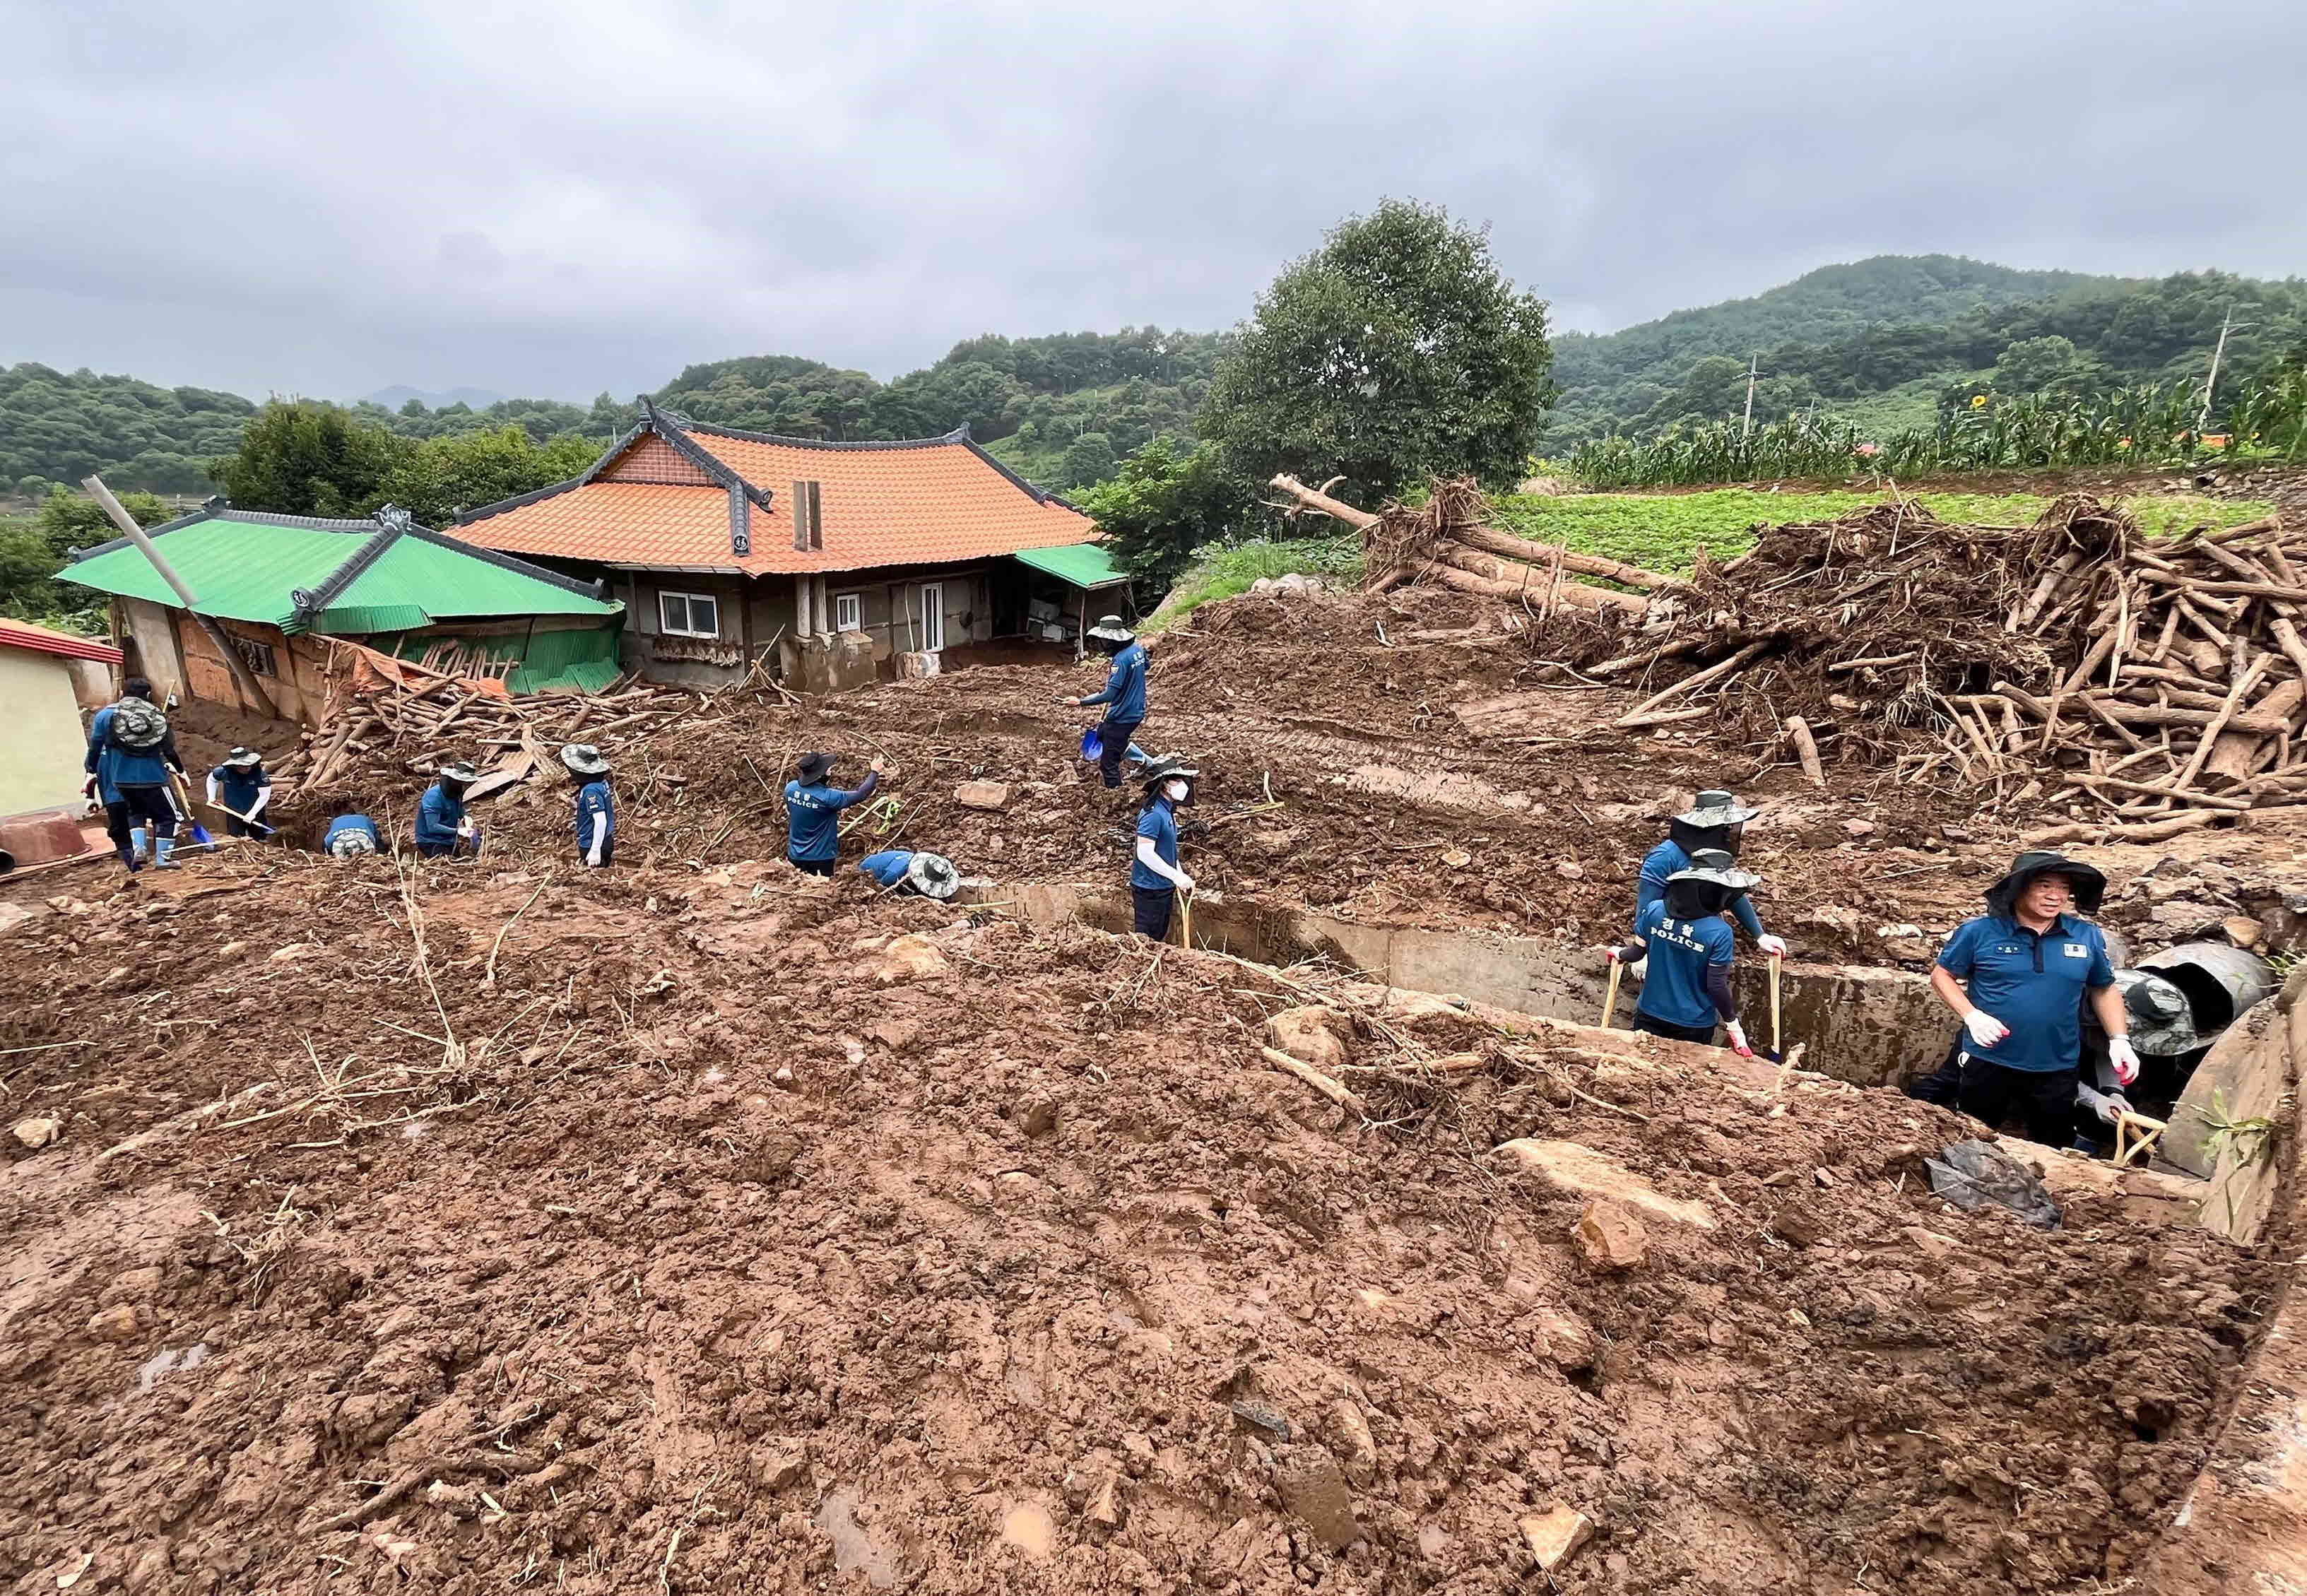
1545, 255, 2307, 448
0, 327, 1226, 499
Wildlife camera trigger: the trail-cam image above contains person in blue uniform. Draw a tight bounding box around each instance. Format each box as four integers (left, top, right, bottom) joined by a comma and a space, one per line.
1930, 851, 2138, 1147
1607, 849, 1760, 1056
1063, 616, 1147, 789
1129, 753, 1198, 939
82, 676, 187, 872
205, 747, 274, 837
1636, 790, 1787, 960
784, 750, 884, 876
858, 849, 961, 898
562, 744, 615, 868
415, 760, 483, 859
324, 801, 382, 859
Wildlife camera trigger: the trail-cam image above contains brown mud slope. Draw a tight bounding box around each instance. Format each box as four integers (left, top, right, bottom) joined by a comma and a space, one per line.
0, 853, 2271, 1593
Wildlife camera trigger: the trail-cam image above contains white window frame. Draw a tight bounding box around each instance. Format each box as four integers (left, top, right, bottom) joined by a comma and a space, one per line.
919, 582, 946, 652
834, 592, 862, 633
658, 589, 721, 639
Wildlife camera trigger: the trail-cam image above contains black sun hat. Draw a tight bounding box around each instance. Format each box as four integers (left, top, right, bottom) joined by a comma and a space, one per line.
1985, 850, 2106, 918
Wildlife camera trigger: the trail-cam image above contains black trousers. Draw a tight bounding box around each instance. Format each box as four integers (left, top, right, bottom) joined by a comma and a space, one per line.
1133, 885, 1174, 939
1634, 1010, 1718, 1045
1099, 717, 1141, 788
582, 839, 615, 868
107, 786, 178, 848
1957, 1056, 2081, 1147
793, 856, 836, 877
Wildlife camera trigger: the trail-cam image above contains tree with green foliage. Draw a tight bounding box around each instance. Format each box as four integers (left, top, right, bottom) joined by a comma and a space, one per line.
377, 426, 603, 525
1074, 439, 1258, 591
208, 401, 409, 516
0, 487, 172, 634
1201, 200, 1555, 505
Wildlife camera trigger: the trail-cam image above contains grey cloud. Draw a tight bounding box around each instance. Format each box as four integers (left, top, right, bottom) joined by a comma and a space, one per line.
1, 0, 2301, 402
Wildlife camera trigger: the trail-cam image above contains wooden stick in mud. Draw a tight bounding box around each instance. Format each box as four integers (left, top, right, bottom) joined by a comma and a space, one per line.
1258, 1046, 1365, 1114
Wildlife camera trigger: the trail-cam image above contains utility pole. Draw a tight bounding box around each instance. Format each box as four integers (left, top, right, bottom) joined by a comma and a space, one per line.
1741, 355, 1759, 442
2198, 305, 2250, 434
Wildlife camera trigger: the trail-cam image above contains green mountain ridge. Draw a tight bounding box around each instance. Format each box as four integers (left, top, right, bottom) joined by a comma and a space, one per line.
8, 254, 2302, 500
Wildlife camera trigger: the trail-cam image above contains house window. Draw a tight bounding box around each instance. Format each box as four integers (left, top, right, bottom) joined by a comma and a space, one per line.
230, 636, 278, 678
658, 590, 721, 639
918, 582, 946, 653
834, 592, 862, 633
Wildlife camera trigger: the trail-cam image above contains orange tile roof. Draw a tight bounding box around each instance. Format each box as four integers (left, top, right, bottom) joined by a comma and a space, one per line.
457, 418, 1099, 577
0, 616, 123, 664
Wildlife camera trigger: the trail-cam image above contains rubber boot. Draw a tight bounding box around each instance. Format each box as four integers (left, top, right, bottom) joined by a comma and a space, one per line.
117, 844, 139, 873
152, 836, 180, 870
131, 825, 150, 864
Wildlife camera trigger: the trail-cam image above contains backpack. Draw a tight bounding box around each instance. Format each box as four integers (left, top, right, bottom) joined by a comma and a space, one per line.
108, 697, 169, 750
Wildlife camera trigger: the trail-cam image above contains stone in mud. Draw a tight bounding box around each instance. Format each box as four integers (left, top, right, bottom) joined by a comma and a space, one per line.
874, 935, 948, 982
1520, 1504, 1593, 1570
12, 1116, 62, 1149
758, 1446, 808, 1489
1273, 1446, 1362, 1549
1017, 1097, 1058, 1138
1574, 1200, 1648, 1270
1085, 1473, 1121, 1527
1497, 1138, 1716, 1231
86, 1304, 148, 1342
1265, 1006, 1348, 1071
1770, 1198, 1830, 1248
1328, 1397, 1378, 1474
955, 781, 1012, 812
1534, 1304, 1599, 1370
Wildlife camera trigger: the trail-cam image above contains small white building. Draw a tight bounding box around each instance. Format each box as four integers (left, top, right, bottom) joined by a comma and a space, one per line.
0, 618, 120, 818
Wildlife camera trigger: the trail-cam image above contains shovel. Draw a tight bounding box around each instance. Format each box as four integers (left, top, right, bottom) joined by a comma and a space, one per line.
1769, 950, 1783, 1058
1176, 887, 1195, 950
1601, 957, 1624, 1028
166, 772, 213, 848
220, 803, 277, 838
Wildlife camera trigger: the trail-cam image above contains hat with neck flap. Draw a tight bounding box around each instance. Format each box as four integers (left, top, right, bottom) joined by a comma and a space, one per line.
1985, 850, 2106, 920
1668, 788, 1762, 855
1663, 846, 1760, 920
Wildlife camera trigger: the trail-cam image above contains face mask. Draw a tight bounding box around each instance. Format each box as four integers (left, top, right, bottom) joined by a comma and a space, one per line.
1165, 779, 1189, 803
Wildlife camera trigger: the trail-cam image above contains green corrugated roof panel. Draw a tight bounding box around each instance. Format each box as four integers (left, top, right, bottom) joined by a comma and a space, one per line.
308, 602, 431, 634
61, 513, 623, 634
1012, 541, 1128, 589
63, 518, 362, 625
331, 533, 620, 623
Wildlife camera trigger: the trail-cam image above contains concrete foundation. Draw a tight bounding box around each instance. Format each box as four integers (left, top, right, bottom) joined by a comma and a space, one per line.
994, 882, 1949, 1089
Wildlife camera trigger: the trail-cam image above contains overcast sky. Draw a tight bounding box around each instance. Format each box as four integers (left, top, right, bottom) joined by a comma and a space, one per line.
5, 0, 2302, 403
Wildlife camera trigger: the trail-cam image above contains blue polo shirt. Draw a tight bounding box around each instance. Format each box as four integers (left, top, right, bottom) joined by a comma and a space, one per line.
1081, 642, 1148, 724
859, 849, 914, 887
1131, 797, 1179, 892
784, 771, 878, 863
324, 815, 379, 850
415, 782, 467, 855
1629, 898, 1735, 1029
1936, 913, 2116, 1073
1637, 839, 1764, 941
573, 779, 613, 849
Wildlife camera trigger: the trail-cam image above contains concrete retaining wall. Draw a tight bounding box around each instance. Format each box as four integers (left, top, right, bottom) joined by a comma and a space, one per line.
999, 882, 1948, 1088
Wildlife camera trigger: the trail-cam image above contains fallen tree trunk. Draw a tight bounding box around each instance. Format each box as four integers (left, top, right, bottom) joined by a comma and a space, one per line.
1269, 474, 1379, 531
1446, 523, 1672, 590
1429, 543, 1647, 614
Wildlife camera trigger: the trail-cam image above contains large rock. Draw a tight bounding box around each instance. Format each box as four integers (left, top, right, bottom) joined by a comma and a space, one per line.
955, 781, 1012, 812
1518, 1504, 1593, 1570
874, 935, 949, 983
1265, 1007, 1349, 1072
1497, 1138, 1716, 1231
1574, 1200, 1648, 1269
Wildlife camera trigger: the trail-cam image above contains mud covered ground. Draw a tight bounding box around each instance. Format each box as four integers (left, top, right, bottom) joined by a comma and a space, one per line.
262, 585, 2307, 971
0, 851, 2274, 1594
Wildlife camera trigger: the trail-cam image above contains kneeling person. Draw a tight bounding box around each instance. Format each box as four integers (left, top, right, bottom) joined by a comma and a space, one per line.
1608, 849, 1760, 1056
562, 744, 614, 868
858, 849, 961, 899
415, 760, 483, 859
324, 801, 382, 859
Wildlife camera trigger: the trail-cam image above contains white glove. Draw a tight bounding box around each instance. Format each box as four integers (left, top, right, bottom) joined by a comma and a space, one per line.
2095, 1090, 2135, 1125
456, 819, 474, 838
586, 847, 603, 868
1756, 933, 1787, 959
1175, 872, 1196, 894
1723, 1019, 1754, 1058
2107, 1036, 2140, 1087
1962, 1009, 2010, 1050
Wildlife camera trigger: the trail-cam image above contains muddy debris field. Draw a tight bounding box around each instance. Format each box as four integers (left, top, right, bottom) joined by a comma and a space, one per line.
1, 580, 2298, 1594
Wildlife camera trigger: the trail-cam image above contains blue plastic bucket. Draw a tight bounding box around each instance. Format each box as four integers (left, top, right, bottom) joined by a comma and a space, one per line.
1080, 727, 1104, 762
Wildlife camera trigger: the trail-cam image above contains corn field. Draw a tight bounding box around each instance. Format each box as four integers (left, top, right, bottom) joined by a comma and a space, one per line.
1570, 371, 2307, 489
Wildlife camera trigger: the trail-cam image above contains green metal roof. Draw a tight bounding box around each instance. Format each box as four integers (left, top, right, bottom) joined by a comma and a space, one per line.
1012, 541, 1128, 589
62, 510, 622, 635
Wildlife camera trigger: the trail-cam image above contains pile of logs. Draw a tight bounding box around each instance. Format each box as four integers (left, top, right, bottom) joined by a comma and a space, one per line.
269, 639, 701, 800
1268, 474, 1669, 616
1947, 512, 2307, 835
